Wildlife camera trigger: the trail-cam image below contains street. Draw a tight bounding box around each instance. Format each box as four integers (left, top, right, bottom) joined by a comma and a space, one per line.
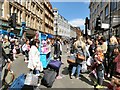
0, 1, 120, 90
8, 45, 109, 89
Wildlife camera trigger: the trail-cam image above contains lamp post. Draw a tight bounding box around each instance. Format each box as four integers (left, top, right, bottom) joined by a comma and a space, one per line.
107, 1, 112, 75
55, 18, 58, 41
85, 17, 89, 40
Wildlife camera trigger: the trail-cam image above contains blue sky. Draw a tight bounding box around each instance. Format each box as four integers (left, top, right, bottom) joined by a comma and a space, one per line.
50, 1, 90, 30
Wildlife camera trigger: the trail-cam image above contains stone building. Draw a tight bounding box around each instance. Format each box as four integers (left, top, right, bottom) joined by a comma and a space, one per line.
89, 1, 120, 38
0, 0, 54, 39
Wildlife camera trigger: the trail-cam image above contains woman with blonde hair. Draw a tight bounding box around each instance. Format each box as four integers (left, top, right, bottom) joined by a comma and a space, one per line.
93, 46, 105, 88
108, 36, 119, 78
71, 36, 85, 79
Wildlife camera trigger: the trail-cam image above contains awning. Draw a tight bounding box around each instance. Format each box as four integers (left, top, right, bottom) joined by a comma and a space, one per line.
47, 34, 53, 38
10, 33, 15, 37
41, 33, 47, 40
0, 29, 15, 37
0, 29, 8, 35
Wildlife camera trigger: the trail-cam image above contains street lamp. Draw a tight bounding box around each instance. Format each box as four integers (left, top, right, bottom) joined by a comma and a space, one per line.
54, 18, 58, 41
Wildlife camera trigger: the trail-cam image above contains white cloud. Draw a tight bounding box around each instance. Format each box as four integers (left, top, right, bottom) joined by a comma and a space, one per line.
69, 18, 85, 29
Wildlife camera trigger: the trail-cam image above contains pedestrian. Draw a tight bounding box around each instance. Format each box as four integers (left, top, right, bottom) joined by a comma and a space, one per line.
99, 37, 108, 77
71, 36, 85, 79
107, 36, 119, 76
53, 38, 62, 62
94, 46, 105, 88
22, 39, 30, 63
66, 41, 69, 53
2, 35, 13, 61
12, 45, 17, 60
27, 39, 43, 76
110, 46, 120, 78
108, 50, 120, 90
87, 38, 95, 58
1, 47, 13, 86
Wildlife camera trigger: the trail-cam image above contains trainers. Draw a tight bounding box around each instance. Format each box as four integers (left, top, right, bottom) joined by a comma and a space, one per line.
76, 75, 80, 79
96, 85, 104, 89
56, 76, 62, 79
71, 75, 75, 79
37, 83, 40, 86
76, 77, 79, 79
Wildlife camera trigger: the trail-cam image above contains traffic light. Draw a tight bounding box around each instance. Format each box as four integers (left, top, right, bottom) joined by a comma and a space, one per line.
85, 17, 90, 37
95, 16, 101, 30
8, 13, 16, 28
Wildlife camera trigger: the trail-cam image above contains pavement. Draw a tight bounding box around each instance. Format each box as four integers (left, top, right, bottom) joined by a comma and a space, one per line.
3, 44, 110, 89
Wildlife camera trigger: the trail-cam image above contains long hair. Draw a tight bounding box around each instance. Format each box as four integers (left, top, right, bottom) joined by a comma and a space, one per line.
110, 36, 118, 45
74, 36, 85, 50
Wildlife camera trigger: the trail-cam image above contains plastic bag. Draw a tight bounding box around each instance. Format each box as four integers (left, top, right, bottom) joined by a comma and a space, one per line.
81, 61, 87, 73
86, 56, 94, 66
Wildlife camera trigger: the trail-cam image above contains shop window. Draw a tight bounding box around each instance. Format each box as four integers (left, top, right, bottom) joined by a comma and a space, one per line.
111, 1, 117, 11
105, 5, 109, 17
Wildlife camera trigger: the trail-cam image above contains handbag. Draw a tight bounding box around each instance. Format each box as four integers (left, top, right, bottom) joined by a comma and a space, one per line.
67, 55, 76, 64
24, 73, 38, 86
48, 60, 62, 70
77, 53, 85, 60
1, 63, 15, 86
67, 59, 76, 64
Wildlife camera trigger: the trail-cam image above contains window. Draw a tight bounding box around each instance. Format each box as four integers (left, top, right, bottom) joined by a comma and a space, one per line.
28, 15, 30, 26
94, 9, 96, 14
100, 1, 104, 8
105, 5, 109, 17
97, 5, 99, 13
9, 5, 12, 15
100, 11, 103, 20
16, 9, 19, 23
0, 2, 4, 17
111, 0, 117, 11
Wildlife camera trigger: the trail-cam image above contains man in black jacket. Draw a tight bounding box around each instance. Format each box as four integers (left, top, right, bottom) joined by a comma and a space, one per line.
54, 39, 61, 61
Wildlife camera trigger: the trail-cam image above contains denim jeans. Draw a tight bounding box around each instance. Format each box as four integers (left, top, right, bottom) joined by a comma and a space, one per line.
71, 64, 82, 77
96, 64, 104, 85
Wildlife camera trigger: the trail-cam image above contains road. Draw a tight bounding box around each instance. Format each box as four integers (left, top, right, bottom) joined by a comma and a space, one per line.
9, 44, 109, 89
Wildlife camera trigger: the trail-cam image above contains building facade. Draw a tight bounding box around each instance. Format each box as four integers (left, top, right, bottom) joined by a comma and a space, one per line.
43, 0, 54, 35
89, 1, 120, 38
0, 0, 54, 38
70, 25, 77, 38
53, 8, 70, 39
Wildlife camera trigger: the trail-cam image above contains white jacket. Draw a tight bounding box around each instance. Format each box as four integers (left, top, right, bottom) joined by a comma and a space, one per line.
28, 45, 43, 72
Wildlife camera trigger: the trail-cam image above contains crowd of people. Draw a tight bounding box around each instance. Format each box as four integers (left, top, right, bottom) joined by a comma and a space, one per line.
68, 35, 120, 89
0, 33, 120, 89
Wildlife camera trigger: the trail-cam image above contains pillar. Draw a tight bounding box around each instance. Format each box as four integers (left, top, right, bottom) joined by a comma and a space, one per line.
4, 0, 9, 19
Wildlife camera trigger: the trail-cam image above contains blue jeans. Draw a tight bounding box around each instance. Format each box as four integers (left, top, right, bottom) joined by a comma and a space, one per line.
96, 64, 104, 85
71, 64, 82, 77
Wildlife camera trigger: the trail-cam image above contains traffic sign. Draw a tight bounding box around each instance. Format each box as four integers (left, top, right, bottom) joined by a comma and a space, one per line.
101, 23, 109, 29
